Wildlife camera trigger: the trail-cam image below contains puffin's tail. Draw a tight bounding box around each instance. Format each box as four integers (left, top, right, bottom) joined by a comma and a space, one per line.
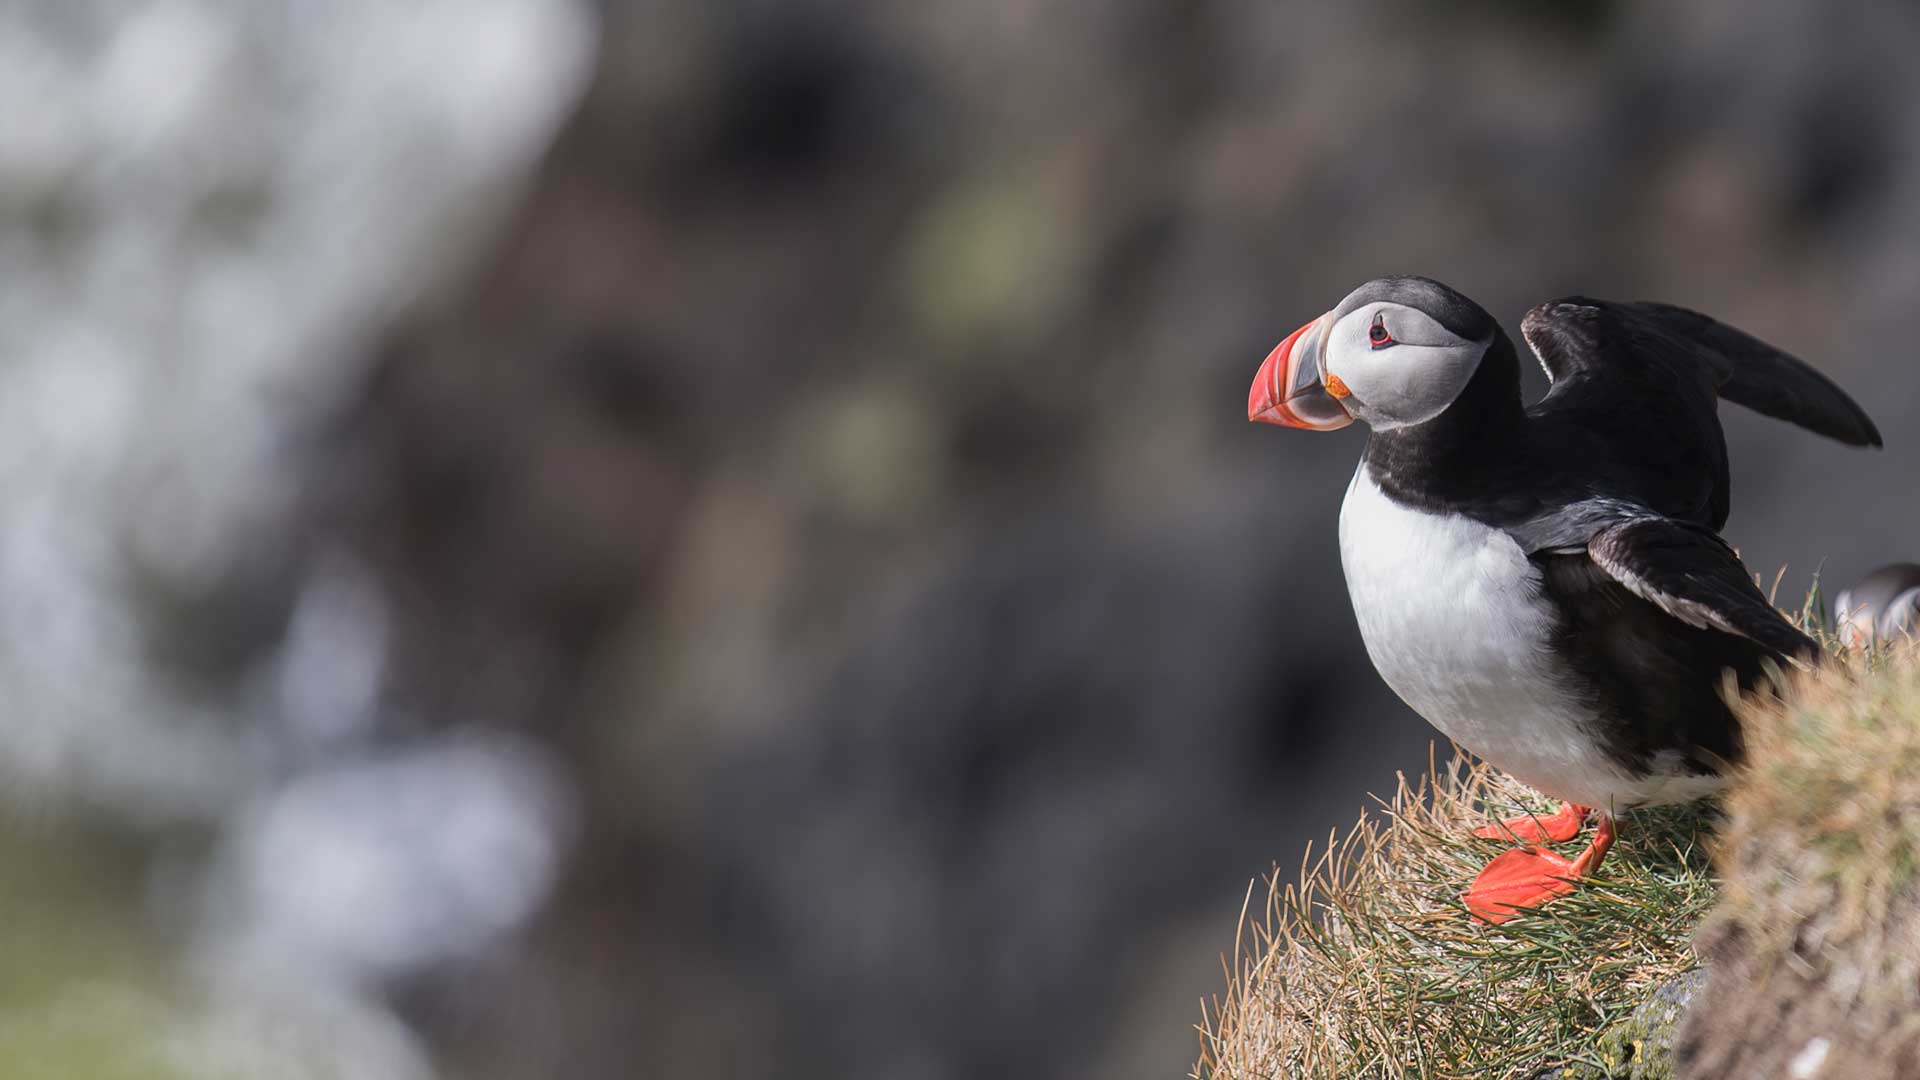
1621, 301, 1883, 448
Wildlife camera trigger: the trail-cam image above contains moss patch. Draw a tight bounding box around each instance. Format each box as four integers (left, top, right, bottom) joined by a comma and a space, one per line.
1675, 650, 1920, 1079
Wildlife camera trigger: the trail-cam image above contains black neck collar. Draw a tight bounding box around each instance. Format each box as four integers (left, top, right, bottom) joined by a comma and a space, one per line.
1362, 331, 1530, 511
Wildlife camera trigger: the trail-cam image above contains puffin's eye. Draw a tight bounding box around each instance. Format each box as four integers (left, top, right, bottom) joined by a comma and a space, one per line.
1368, 314, 1395, 348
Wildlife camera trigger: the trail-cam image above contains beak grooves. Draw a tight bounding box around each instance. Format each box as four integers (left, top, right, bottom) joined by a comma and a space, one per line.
1248, 313, 1353, 431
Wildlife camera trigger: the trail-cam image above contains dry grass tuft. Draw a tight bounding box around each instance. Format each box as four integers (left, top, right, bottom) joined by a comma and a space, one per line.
1710, 647, 1920, 938
1195, 749, 1719, 1080
1678, 647, 1920, 1078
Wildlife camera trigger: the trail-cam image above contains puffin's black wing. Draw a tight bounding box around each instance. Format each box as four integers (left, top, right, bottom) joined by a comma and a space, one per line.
1586, 516, 1817, 662
1522, 299, 1882, 448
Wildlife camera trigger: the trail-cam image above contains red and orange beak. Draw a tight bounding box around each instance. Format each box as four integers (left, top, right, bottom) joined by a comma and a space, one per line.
1247, 312, 1353, 430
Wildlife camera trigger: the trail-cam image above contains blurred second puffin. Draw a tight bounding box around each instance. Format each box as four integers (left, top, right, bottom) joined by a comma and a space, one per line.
1835, 563, 1920, 648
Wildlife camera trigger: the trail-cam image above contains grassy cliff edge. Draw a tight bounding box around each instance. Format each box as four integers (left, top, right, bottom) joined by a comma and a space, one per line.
1198, 648, 1920, 1079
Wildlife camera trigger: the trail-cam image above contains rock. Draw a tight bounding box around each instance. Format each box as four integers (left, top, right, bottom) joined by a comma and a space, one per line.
1531, 969, 1710, 1080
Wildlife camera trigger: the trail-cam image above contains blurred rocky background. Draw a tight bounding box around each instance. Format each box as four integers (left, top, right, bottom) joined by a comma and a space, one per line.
2, 1, 1918, 1077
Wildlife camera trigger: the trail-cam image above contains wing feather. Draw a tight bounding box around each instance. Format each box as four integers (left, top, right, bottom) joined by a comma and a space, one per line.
1521, 298, 1881, 447
1587, 517, 1817, 662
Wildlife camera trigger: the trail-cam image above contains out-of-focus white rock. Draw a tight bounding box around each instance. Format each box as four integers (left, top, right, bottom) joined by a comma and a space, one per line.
0, 3, 595, 1078
204, 731, 578, 983
0, 0, 595, 815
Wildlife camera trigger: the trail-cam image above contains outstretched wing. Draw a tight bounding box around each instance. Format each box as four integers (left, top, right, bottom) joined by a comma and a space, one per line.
1586, 516, 1817, 662
1522, 299, 1881, 448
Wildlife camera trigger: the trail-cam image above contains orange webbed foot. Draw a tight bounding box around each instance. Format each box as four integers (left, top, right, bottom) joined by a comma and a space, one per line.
1464, 846, 1582, 924
1464, 813, 1616, 925
1472, 802, 1590, 844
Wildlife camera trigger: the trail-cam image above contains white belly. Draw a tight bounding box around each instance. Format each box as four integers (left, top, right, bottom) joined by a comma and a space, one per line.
1337, 465, 1710, 808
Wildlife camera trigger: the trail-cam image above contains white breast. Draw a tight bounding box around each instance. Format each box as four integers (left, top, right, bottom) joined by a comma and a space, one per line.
1337, 465, 1708, 809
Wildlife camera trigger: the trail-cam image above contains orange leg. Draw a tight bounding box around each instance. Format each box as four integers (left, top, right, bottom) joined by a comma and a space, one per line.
1472, 802, 1591, 844
1464, 813, 1617, 925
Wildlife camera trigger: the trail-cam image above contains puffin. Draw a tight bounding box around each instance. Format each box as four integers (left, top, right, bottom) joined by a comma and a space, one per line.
1834, 563, 1920, 648
1247, 276, 1882, 923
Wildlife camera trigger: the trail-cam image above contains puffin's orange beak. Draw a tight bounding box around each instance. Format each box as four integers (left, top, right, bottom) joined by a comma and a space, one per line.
1248, 312, 1353, 430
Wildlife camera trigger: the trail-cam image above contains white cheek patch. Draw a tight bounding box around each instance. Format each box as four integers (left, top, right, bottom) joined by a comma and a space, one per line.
1321, 305, 1488, 428
1349, 341, 1488, 430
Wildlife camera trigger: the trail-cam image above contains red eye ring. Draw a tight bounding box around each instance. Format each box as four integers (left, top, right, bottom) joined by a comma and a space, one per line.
1368, 314, 1394, 347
